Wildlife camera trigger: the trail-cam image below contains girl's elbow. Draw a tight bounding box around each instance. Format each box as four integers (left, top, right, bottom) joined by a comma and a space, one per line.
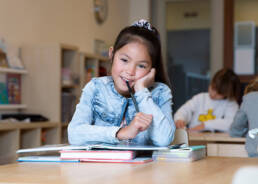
67, 125, 83, 145
153, 134, 174, 147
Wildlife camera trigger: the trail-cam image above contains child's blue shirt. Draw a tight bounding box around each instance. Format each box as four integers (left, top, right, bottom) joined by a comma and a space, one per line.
68, 76, 175, 146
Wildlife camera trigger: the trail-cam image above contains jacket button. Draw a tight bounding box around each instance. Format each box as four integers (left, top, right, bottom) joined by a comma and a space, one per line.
102, 112, 107, 118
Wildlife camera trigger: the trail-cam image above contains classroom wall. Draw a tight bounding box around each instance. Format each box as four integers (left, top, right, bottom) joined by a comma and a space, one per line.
235, 0, 258, 25
166, 0, 211, 31
0, 0, 130, 52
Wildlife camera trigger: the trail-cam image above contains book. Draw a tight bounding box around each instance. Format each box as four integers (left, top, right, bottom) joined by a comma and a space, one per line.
80, 157, 153, 164
6, 73, 21, 104
60, 150, 136, 160
152, 145, 206, 162
17, 143, 169, 154
0, 74, 8, 104
17, 155, 79, 163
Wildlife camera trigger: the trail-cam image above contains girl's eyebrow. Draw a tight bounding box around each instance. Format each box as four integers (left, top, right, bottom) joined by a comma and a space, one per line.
120, 53, 131, 59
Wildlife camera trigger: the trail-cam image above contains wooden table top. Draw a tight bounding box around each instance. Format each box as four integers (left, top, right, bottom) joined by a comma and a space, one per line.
189, 132, 246, 143
0, 157, 257, 184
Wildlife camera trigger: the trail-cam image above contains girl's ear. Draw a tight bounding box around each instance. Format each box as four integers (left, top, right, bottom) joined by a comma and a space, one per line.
109, 46, 114, 60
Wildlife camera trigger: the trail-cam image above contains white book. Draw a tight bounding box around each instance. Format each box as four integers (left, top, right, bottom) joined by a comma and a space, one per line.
60, 150, 136, 160
152, 145, 206, 162
17, 143, 169, 154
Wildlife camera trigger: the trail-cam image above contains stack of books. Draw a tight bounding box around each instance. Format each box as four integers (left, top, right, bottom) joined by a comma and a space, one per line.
17, 143, 167, 164
17, 143, 207, 164
152, 145, 206, 162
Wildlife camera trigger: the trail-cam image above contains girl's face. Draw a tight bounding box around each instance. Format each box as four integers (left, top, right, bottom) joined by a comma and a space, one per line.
110, 41, 152, 96
208, 85, 225, 100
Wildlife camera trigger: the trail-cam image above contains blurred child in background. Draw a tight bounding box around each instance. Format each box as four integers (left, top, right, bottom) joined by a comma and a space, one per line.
230, 77, 258, 157
174, 68, 240, 132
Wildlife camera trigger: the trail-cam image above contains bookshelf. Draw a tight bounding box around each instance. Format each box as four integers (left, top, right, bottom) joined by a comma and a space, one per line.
79, 52, 110, 89
20, 43, 109, 145
0, 43, 109, 164
21, 43, 81, 145
0, 61, 59, 164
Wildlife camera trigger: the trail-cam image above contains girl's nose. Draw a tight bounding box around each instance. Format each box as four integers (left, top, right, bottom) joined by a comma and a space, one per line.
126, 64, 136, 76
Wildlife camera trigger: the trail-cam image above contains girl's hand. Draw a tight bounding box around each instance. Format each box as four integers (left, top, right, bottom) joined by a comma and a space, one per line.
116, 112, 153, 140
175, 120, 186, 129
134, 68, 155, 92
189, 123, 205, 131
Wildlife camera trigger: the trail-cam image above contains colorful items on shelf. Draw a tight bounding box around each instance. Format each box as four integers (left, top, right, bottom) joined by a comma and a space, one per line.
0, 73, 21, 104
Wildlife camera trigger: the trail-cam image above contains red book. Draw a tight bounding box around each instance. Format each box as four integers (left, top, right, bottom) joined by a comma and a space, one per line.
60, 150, 136, 160
80, 157, 153, 164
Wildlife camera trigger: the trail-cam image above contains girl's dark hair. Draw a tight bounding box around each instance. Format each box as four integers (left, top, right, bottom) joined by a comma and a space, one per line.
111, 24, 170, 87
244, 77, 258, 95
211, 68, 241, 101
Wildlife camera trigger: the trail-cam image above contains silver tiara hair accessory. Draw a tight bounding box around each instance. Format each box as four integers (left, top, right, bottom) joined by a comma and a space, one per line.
132, 19, 153, 32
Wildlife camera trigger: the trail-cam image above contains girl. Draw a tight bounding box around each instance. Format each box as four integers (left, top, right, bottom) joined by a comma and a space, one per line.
68, 19, 175, 146
174, 68, 240, 132
230, 77, 258, 157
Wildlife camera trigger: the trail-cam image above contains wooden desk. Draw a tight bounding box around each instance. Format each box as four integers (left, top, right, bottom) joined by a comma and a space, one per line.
189, 132, 247, 157
0, 157, 257, 184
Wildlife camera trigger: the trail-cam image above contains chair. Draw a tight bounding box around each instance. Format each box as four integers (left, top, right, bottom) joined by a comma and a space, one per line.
232, 166, 258, 184
171, 128, 189, 146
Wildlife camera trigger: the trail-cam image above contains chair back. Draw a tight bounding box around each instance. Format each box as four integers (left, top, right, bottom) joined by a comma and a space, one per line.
171, 128, 189, 146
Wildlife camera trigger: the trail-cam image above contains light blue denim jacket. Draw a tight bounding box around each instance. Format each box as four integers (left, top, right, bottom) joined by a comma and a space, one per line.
68, 76, 175, 146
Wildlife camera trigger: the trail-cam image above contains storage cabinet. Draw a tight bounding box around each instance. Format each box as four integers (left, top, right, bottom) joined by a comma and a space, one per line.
0, 122, 60, 164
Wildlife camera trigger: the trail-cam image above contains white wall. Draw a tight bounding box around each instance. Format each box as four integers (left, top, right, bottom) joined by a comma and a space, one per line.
210, 0, 224, 76
129, 0, 150, 24
0, 0, 130, 52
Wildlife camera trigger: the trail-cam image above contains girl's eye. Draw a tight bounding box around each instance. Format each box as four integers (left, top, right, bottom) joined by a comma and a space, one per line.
121, 58, 128, 63
138, 64, 147, 69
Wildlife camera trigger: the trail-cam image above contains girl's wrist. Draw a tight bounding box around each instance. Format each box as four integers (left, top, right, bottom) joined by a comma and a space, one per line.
134, 84, 145, 92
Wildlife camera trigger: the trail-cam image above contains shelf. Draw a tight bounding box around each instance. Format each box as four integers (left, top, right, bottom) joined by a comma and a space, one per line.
0, 122, 60, 131
81, 52, 109, 62
0, 67, 28, 74
62, 122, 69, 127
62, 84, 78, 89
60, 43, 79, 51
0, 104, 27, 110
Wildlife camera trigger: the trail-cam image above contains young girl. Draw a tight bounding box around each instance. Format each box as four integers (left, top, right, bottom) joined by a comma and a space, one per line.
174, 68, 240, 132
230, 77, 258, 157
68, 19, 175, 146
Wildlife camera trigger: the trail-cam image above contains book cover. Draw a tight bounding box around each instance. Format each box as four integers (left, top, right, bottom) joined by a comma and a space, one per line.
60, 150, 136, 160
80, 157, 153, 164
6, 73, 21, 104
152, 145, 206, 162
0, 74, 8, 104
17, 155, 79, 163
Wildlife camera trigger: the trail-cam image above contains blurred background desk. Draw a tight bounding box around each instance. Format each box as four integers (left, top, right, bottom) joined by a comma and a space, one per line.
0, 157, 257, 184
189, 132, 247, 157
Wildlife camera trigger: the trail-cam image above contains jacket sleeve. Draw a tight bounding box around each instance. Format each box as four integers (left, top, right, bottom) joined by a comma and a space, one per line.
135, 86, 175, 147
68, 80, 120, 145
229, 101, 248, 137
204, 101, 239, 132
174, 94, 200, 124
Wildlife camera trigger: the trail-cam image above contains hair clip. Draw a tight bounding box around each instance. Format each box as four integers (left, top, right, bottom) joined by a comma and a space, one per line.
132, 19, 153, 32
